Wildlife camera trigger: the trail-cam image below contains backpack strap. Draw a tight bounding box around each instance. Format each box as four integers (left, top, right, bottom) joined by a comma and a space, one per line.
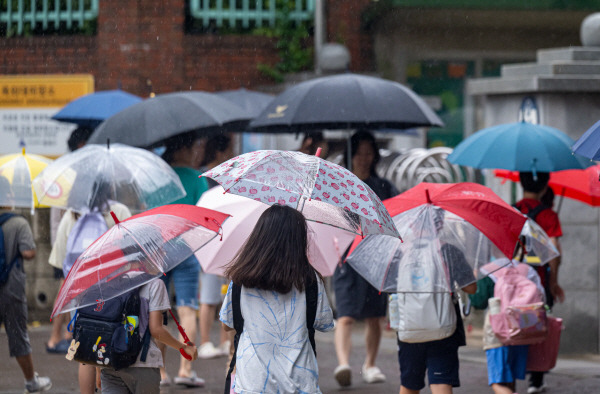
224, 283, 243, 394
513, 202, 549, 222
306, 277, 318, 356
139, 328, 152, 362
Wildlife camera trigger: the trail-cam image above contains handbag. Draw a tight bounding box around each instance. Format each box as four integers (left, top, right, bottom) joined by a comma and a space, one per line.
526, 316, 563, 372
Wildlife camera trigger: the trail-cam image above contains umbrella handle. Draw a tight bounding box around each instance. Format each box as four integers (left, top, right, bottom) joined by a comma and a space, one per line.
169, 309, 194, 360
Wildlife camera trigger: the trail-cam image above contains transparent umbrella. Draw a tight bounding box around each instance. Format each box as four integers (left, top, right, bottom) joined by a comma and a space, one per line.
345, 183, 528, 293
0, 148, 53, 213
32, 143, 186, 213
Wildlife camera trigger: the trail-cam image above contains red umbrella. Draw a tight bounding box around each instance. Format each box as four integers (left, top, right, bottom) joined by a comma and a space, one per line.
344, 183, 528, 293
348, 182, 527, 260
494, 166, 600, 206
52, 204, 230, 318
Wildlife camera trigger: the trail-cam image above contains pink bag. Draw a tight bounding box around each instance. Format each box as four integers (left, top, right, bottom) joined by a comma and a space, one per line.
526, 317, 563, 372
489, 266, 547, 345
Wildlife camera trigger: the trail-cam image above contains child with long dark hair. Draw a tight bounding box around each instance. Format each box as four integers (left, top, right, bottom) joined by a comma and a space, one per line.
220, 205, 334, 394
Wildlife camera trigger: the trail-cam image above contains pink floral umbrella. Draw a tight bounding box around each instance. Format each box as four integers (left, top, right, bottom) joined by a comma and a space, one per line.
202, 150, 400, 237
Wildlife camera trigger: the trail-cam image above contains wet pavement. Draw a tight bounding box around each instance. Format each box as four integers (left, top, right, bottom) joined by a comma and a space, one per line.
1, 321, 599, 393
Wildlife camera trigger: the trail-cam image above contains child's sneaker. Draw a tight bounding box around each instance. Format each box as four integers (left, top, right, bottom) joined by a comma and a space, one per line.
361, 365, 386, 383
219, 340, 232, 356
198, 342, 224, 359
527, 384, 547, 393
24, 373, 52, 393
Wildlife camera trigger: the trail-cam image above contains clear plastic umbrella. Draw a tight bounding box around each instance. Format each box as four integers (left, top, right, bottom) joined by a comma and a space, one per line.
52, 204, 230, 317
521, 217, 560, 266
345, 183, 528, 293
0, 148, 53, 213
202, 150, 400, 237
32, 143, 186, 213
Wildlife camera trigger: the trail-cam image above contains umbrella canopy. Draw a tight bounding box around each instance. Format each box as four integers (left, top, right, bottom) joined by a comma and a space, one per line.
447, 122, 588, 172
572, 119, 600, 160
0, 148, 52, 212
202, 150, 400, 238
195, 186, 355, 276
87, 91, 252, 148
52, 204, 230, 317
345, 182, 528, 293
51, 90, 143, 128
494, 167, 600, 206
215, 88, 274, 118
249, 73, 443, 133
32, 143, 186, 213
520, 217, 560, 265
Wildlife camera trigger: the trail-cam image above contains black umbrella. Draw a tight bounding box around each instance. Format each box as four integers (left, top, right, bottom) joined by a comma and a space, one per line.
248, 73, 443, 133
88, 91, 252, 148
215, 88, 274, 118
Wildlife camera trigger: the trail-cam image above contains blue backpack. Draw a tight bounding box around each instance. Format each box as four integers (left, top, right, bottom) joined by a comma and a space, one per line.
63, 211, 109, 278
0, 213, 20, 285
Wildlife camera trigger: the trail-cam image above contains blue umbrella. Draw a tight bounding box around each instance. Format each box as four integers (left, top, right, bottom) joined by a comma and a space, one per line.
447, 121, 588, 172
572, 119, 600, 160
52, 90, 142, 128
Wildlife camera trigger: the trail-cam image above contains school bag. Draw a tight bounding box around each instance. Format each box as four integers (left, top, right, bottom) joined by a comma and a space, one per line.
489, 264, 547, 346
67, 285, 151, 370
391, 241, 457, 343
224, 278, 319, 394
63, 210, 109, 278
0, 213, 20, 285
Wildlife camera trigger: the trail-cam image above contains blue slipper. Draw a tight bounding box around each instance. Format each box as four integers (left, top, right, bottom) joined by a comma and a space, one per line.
46, 339, 70, 354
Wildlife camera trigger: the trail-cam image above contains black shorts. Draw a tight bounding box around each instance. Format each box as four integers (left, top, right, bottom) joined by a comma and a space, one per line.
333, 262, 387, 319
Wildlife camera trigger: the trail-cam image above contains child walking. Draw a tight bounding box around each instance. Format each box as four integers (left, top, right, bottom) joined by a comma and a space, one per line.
99, 278, 198, 394
219, 205, 334, 394
469, 246, 546, 394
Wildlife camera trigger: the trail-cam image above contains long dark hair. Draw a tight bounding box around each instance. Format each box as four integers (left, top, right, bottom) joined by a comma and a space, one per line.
224, 204, 320, 293
343, 129, 380, 175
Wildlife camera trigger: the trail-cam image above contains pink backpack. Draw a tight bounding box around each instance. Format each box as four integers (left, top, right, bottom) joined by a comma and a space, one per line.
489, 264, 547, 345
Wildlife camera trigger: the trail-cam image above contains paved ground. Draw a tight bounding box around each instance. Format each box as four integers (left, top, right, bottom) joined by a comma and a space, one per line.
1, 321, 599, 393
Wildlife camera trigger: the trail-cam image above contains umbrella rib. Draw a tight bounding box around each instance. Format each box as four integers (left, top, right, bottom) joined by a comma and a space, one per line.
120, 223, 166, 275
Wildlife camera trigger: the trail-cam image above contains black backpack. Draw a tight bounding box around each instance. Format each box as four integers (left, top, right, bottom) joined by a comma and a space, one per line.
0, 213, 20, 285
224, 278, 319, 394
70, 287, 151, 370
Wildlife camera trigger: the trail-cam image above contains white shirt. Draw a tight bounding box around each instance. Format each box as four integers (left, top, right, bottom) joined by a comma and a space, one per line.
48, 203, 131, 269
220, 278, 334, 394
131, 278, 171, 368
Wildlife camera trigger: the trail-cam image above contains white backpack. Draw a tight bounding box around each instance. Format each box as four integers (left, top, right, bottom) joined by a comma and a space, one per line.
389, 241, 456, 343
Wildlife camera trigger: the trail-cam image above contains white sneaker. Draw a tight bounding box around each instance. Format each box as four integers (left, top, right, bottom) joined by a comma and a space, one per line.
219, 340, 231, 356
334, 364, 352, 387
198, 342, 225, 359
173, 371, 205, 388
527, 384, 547, 393
361, 365, 386, 383
24, 373, 52, 393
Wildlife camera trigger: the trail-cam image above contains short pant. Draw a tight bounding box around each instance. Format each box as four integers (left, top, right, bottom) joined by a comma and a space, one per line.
200, 272, 226, 305
0, 266, 32, 357
486, 345, 529, 385
162, 255, 200, 310
333, 262, 387, 319
101, 366, 160, 394
398, 336, 460, 390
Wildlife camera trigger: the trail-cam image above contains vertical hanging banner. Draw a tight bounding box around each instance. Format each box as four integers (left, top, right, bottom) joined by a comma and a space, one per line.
0, 74, 94, 156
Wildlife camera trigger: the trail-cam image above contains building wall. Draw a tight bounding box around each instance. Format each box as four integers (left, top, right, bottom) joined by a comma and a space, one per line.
0, 1, 375, 94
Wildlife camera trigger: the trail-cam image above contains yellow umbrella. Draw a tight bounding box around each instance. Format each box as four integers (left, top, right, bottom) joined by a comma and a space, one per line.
0, 147, 53, 212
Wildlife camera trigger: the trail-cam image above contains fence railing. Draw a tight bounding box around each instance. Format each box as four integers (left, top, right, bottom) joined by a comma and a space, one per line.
189, 0, 314, 30
0, 0, 98, 36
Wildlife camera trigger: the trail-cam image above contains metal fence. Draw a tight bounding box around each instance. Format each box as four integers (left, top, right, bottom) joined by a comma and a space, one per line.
188, 0, 314, 29
0, 0, 98, 36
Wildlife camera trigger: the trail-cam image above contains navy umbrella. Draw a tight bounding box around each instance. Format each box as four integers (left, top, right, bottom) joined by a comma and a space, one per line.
52, 90, 142, 128
216, 88, 274, 118
88, 91, 252, 148
248, 73, 443, 133
572, 119, 600, 161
